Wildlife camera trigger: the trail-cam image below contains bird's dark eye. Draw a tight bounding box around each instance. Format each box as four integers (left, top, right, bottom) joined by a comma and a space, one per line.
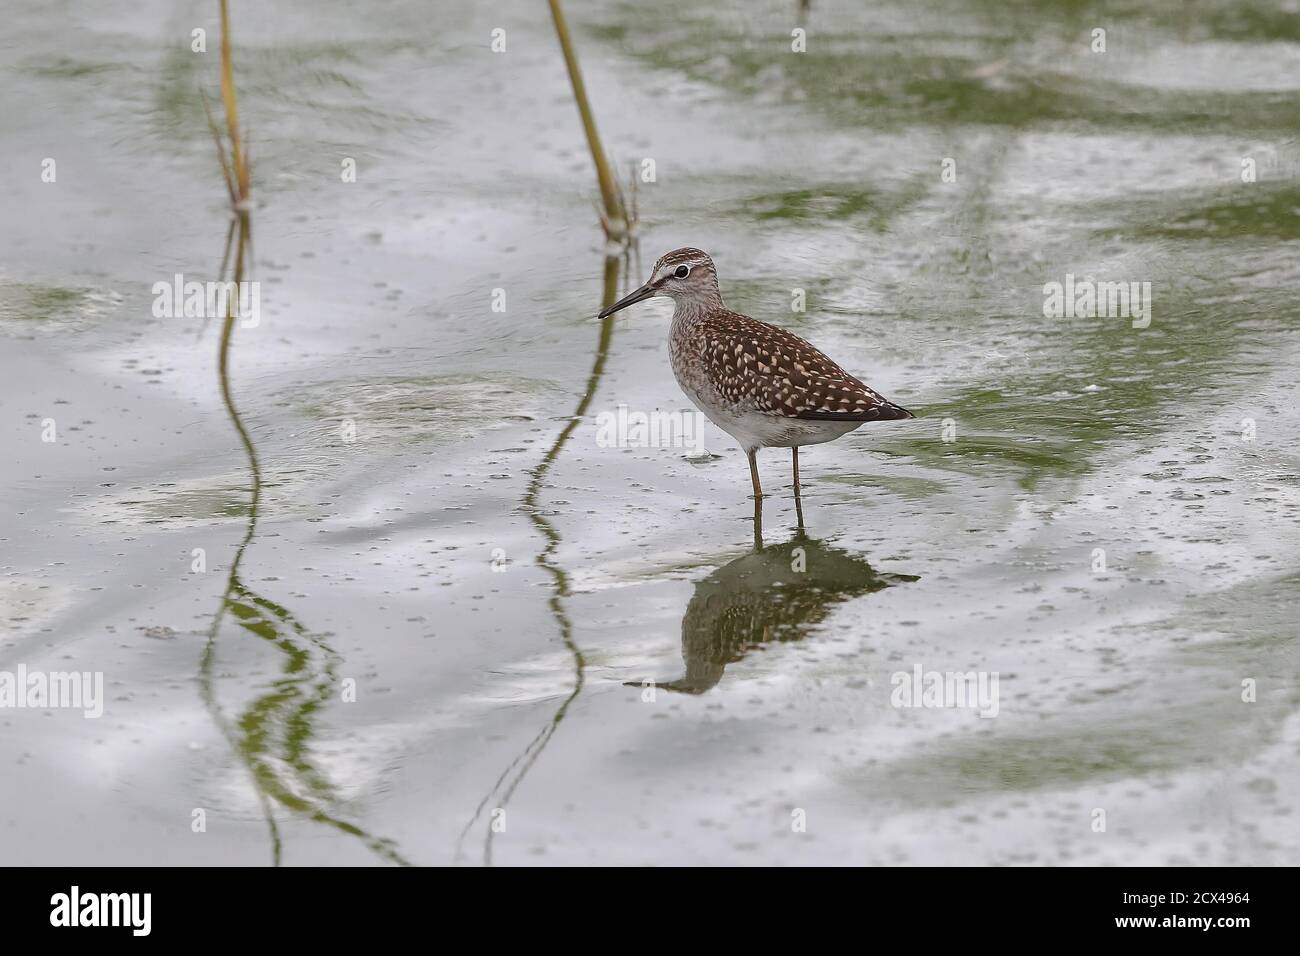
674, 265, 690, 278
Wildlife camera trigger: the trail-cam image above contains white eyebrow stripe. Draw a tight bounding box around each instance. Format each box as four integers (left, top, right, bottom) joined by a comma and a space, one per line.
658, 259, 704, 275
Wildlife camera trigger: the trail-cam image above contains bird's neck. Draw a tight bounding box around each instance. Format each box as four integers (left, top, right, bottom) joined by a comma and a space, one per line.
670, 291, 724, 329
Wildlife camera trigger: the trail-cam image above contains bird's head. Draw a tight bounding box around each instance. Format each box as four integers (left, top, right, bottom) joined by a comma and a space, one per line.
598, 247, 721, 318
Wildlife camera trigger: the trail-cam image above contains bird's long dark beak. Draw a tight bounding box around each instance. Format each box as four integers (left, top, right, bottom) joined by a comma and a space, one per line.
598, 281, 655, 319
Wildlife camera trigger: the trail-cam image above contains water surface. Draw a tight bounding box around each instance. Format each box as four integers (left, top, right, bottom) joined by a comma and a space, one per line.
1, 0, 1298, 865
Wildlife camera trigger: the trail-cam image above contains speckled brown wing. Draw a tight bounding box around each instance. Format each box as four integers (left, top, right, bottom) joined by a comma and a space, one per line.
699, 311, 913, 422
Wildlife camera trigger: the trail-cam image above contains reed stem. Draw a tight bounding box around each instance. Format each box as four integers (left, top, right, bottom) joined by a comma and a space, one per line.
218, 0, 250, 203
547, 0, 627, 239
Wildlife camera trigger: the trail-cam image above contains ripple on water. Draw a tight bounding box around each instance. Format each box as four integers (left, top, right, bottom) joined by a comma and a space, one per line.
280, 374, 556, 450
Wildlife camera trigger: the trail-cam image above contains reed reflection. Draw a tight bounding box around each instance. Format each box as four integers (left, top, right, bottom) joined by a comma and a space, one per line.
457, 250, 634, 865
196, 2, 407, 866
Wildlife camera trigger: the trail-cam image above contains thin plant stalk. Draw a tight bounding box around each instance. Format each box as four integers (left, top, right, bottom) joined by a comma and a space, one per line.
198, 2, 409, 867
218, 0, 250, 204
547, 0, 628, 239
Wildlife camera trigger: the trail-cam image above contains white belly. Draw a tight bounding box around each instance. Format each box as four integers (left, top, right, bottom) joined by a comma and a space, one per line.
678, 377, 861, 453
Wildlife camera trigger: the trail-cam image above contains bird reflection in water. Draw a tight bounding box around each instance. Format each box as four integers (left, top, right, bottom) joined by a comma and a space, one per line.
637, 499, 918, 694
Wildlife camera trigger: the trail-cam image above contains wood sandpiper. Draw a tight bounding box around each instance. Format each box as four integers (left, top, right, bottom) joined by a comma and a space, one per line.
599, 247, 914, 502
